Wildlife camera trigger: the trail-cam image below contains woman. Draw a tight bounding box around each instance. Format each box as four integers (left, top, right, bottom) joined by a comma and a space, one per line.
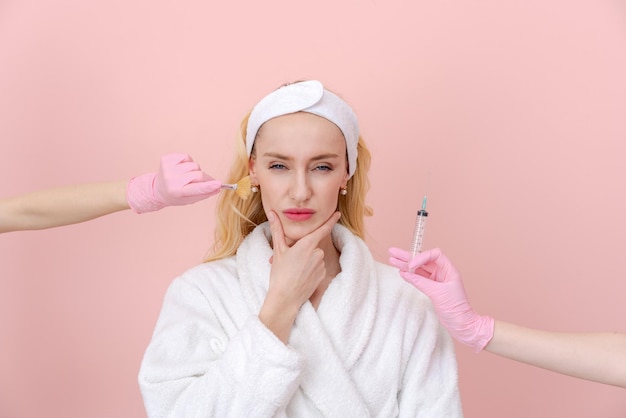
389, 247, 626, 389
0, 153, 221, 233
139, 80, 463, 417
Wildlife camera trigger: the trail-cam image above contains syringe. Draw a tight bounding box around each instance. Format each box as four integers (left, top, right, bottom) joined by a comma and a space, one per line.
409, 195, 429, 258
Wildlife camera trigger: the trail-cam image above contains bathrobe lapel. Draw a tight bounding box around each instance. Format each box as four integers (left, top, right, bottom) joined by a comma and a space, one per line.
237, 223, 378, 417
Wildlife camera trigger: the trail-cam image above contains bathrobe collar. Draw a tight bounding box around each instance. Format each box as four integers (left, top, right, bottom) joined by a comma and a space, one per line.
237, 222, 378, 417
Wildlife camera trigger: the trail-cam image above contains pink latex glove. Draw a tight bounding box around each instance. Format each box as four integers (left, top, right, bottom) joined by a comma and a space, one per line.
388, 247, 494, 352
126, 153, 222, 214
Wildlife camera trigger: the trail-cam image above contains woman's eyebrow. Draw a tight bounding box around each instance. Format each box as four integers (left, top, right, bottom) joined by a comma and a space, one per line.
262, 152, 340, 161
262, 152, 291, 160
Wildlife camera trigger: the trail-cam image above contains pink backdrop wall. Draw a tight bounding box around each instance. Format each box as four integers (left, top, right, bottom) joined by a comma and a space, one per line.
1, 1, 625, 417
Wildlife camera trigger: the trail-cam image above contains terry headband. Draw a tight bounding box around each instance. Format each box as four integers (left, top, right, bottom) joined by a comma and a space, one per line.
246, 80, 360, 178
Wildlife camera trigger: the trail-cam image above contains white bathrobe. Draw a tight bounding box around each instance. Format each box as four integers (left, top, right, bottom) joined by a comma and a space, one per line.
139, 223, 463, 417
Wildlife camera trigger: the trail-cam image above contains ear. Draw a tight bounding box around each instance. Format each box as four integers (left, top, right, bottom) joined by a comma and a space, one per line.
341, 171, 350, 189
248, 157, 258, 184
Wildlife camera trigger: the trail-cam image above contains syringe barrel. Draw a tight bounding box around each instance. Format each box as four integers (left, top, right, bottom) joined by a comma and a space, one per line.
409, 210, 428, 257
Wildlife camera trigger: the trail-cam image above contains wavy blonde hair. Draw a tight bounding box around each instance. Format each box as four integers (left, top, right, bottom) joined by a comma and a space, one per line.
205, 111, 373, 262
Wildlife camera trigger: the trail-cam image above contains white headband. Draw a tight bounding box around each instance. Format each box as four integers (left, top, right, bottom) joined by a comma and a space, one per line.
246, 80, 359, 178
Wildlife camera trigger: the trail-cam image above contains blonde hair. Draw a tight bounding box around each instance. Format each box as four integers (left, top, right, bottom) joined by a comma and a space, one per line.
205, 112, 373, 263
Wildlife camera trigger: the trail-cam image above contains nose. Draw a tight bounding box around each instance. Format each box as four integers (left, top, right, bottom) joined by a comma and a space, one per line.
289, 170, 311, 202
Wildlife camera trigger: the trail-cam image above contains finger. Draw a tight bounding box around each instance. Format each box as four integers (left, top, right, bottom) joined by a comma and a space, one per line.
161, 153, 192, 167
388, 256, 408, 270
176, 171, 215, 187
182, 179, 222, 197
413, 265, 434, 278
190, 171, 217, 183
172, 170, 204, 186
399, 270, 439, 296
267, 211, 288, 254
390, 258, 433, 279
388, 247, 410, 262
407, 247, 442, 271
297, 211, 341, 249
171, 161, 201, 174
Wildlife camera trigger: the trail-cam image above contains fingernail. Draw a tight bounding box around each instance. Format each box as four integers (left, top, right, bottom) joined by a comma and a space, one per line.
267, 211, 275, 222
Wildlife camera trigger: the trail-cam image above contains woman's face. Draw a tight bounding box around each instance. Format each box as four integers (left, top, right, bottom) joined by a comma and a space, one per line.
249, 112, 349, 246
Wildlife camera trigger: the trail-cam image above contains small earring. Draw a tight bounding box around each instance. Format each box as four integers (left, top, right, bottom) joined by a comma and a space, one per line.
340, 187, 348, 196
251, 185, 259, 193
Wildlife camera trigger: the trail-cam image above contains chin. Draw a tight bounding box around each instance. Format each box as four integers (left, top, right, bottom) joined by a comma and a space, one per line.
281, 222, 316, 242
282, 229, 309, 245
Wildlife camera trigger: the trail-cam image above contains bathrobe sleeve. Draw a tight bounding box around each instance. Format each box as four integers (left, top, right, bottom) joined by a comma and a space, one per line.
138, 273, 304, 418
397, 293, 463, 418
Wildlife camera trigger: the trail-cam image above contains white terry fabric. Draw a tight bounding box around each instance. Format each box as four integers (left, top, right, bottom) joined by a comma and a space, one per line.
139, 224, 463, 417
246, 80, 360, 178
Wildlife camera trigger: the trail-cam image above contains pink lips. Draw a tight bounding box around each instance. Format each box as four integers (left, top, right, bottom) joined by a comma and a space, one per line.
283, 208, 315, 221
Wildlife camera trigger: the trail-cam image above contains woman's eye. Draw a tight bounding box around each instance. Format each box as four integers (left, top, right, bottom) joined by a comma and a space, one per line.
315, 165, 332, 171
269, 163, 286, 170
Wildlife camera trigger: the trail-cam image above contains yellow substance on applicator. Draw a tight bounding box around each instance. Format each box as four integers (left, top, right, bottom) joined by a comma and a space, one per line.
220, 176, 253, 200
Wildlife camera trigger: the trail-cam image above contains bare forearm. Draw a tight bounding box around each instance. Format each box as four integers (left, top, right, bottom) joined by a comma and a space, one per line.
258, 296, 299, 344
0, 180, 130, 233
485, 320, 626, 388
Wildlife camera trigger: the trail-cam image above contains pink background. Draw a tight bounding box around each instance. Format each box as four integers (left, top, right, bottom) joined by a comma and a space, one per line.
1, 1, 625, 417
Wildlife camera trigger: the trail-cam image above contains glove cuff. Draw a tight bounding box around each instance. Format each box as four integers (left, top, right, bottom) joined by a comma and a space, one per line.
126, 172, 164, 214
471, 315, 495, 353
